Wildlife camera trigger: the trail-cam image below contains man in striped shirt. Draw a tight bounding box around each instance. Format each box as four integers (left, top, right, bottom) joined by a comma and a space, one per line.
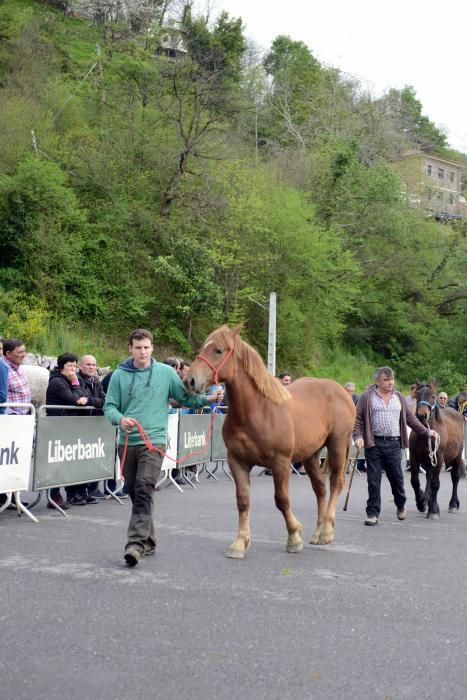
353, 367, 438, 526
2, 338, 32, 415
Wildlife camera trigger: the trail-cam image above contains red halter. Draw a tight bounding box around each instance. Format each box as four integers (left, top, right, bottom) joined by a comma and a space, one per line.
196, 346, 234, 386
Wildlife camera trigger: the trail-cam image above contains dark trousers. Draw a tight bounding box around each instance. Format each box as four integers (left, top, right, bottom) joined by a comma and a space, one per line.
118, 443, 164, 553
365, 439, 406, 517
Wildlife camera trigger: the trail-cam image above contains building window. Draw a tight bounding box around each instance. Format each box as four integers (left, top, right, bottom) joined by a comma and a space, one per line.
438, 167, 444, 179
426, 164, 432, 176
449, 193, 454, 204
437, 191, 443, 201
449, 171, 455, 183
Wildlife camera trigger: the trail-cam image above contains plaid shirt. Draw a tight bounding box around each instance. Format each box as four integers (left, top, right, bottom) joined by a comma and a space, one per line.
371, 390, 401, 437
4, 357, 32, 414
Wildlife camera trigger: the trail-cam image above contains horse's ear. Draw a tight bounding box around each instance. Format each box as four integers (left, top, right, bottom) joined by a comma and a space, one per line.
231, 324, 243, 337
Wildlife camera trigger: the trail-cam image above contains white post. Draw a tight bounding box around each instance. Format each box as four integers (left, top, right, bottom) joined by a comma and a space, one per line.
267, 292, 276, 376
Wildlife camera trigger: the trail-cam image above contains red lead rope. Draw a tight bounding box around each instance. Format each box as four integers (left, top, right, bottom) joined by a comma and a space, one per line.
119, 410, 220, 478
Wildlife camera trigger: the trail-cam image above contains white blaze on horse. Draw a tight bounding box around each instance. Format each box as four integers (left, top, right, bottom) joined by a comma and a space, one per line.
185, 325, 355, 559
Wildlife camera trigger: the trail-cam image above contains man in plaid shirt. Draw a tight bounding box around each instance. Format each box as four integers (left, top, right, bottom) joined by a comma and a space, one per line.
2, 338, 31, 414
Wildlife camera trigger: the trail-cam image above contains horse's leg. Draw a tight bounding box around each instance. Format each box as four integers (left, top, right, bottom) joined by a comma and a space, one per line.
305, 454, 327, 544
319, 443, 347, 544
426, 466, 441, 520
272, 459, 303, 553
225, 456, 252, 559
409, 451, 426, 512
308, 441, 347, 545
448, 453, 463, 513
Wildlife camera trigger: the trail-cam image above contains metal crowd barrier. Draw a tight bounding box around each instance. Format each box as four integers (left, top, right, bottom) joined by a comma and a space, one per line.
33, 405, 118, 516
1, 404, 233, 517
0, 402, 38, 522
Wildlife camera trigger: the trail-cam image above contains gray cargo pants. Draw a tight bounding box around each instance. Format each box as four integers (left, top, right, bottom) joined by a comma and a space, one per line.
118, 443, 164, 554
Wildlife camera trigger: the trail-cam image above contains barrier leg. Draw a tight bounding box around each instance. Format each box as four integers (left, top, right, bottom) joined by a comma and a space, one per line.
0, 492, 13, 514
14, 492, 39, 523
156, 470, 169, 490
205, 462, 218, 480
221, 460, 234, 482
27, 491, 43, 510
104, 479, 126, 504
181, 467, 197, 490
167, 468, 184, 493
46, 489, 68, 518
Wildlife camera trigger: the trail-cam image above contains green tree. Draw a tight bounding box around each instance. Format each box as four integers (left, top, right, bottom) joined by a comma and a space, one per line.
379, 86, 448, 154
0, 156, 90, 313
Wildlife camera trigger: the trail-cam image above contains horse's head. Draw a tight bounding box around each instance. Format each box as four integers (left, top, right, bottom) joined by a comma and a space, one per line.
415, 382, 437, 425
458, 390, 467, 416
184, 324, 242, 393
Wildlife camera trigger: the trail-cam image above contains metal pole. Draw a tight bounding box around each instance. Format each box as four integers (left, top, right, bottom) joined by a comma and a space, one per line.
267, 292, 276, 376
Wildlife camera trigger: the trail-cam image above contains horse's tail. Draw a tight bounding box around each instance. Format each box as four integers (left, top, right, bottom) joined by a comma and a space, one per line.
459, 459, 466, 479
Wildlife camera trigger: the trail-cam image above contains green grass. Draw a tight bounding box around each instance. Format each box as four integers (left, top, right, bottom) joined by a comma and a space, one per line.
29, 319, 184, 369
307, 345, 382, 393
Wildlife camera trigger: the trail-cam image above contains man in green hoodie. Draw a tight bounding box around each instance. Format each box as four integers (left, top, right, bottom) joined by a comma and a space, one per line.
104, 328, 222, 567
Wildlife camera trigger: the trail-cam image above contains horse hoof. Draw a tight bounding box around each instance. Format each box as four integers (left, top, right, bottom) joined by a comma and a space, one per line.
309, 532, 334, 545
286, 540, 304, 553
427, 512, 440, 520
319, 532, 335, 545
225, 547, 245, 559
416, 503, 427, 513
448, 507, 459, 514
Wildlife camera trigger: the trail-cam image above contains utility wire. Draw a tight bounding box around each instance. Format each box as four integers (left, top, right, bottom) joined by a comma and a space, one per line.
51, 61, 98, 123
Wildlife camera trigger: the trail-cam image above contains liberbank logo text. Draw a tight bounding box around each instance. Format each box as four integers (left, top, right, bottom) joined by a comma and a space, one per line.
183, 431, 206, 449
47, 438, 105, 462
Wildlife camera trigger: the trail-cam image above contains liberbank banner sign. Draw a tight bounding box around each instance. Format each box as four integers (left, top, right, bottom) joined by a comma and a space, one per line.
177, 414, 212, 465
34, 416, 117, 490
0, 415, 35, 493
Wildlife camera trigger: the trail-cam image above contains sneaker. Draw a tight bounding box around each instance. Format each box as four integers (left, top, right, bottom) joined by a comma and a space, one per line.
85, 495, 100, 504
47, 495, 69, 511
124, 548, 141, 567
143, 544, 156, 556
114, 490, 129, 499
88, 490, 108, 500
68, 495, 87, 506
365, 515, 378, 526
264, 469, 273, 476
397, 507, 407, 521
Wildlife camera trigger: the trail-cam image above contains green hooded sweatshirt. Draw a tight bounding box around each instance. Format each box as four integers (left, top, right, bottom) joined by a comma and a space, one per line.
104, 358, 209, 445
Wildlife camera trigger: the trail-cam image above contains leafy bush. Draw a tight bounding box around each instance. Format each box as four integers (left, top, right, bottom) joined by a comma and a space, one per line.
0, 286, 50, 346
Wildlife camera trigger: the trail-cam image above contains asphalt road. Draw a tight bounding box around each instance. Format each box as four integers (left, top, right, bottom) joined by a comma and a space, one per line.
1, 466, 467, 700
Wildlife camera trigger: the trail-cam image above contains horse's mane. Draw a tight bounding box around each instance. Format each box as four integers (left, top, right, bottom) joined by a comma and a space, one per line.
207, 326, 291, 405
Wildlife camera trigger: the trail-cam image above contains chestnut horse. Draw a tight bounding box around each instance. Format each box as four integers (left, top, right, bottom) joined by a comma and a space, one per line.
409, 383, 465, 519
185, 325, 355, 558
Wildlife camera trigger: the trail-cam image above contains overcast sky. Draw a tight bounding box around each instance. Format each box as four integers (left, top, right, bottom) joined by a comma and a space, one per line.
213, 0, 467, 154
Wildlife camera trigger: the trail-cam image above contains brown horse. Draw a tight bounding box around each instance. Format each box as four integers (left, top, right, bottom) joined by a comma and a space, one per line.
185, 325, 356, 558
409, 382, 465, 519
